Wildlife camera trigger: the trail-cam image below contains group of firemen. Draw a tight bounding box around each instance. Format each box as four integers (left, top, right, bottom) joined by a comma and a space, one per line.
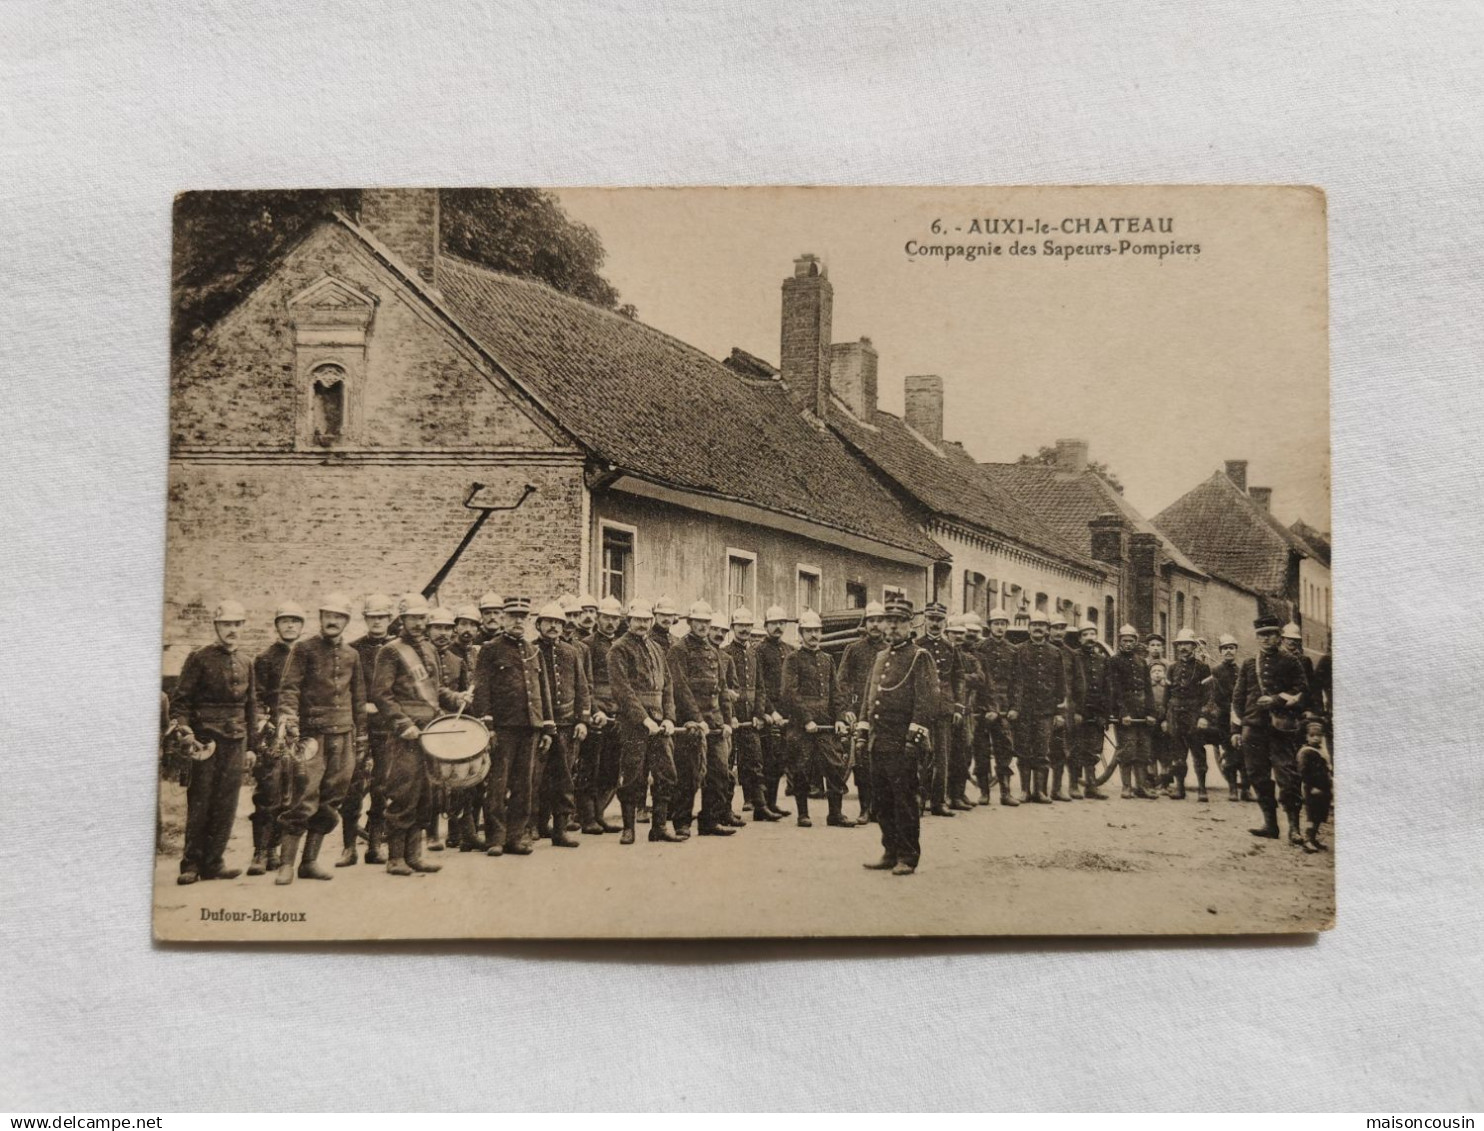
164, 587, 1333, 884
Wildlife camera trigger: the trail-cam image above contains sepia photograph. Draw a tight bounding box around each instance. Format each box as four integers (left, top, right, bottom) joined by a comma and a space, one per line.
155, 185, 1331, 941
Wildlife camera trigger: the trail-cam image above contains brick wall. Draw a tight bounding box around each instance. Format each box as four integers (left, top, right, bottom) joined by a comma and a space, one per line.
358, 188, 438, 284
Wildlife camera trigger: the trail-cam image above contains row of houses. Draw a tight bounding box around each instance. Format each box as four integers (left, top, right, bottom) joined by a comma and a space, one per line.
166, 189, 1332, 659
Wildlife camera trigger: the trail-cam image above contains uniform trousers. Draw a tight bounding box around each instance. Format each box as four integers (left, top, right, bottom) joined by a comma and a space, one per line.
761, 726, 787, 801
1241, 724, 1300, 815
1215, 733, 1243, 784
484, 726, 540, 849
673, 727, 733, 830
340, 729, 389, 849
786, 728, 850, 804
535, 724, 578, 831
979, 714, 1017, 781
1016, 714, 1057, 771
1115, 724, 1151, 765
947, 715, 973, 799
383, 730, 431, 836
180, 734, 246, 876
732, 724, 763, 805
1167, 719, 1209, 778
248, 746, 285, 852
869, 736, 921, 866
616, 721, 677, 810
278, 730, 354, 838
575, 722, 621, 815
926, 716, 954, 806
1076, 719, 1107, 770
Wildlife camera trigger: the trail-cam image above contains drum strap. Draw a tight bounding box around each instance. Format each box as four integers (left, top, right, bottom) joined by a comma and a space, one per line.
389, 639, 441, 710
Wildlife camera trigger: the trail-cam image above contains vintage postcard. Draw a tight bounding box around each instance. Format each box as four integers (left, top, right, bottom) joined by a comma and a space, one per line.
155, 186, 1331, 941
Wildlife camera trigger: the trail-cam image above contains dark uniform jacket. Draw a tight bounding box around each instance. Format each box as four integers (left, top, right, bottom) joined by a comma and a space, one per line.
723, 639, 761, 722
781, 646, 838, 729
862, 639, 936, 753
1204, 657, 1239, 728
837, 636, 886, 721
975, 636, 1018, 714
1010, 640, 1067, 718
172, 642, 257, 741
1165, 655, 1212, 730
252, 640, 293, 721
1081, 646, 1112, 719
1107, 651, 1154, 721
717, 644, 741, 726
278, 634, 368, 735
959, 643, 985, 715
471, 634, 553, 729
1231, 649, 1306, 731
754, 636, 793, 718
587, 630, 620, 716
1059, 644, 1087, 720
538, 636, 592, 727
608, 631, 676, 728
351, 633, 393, 731
919, 632, 964, 718
373, 632, 459, 733
444, 640, 479, 694
669, 632, 728, 727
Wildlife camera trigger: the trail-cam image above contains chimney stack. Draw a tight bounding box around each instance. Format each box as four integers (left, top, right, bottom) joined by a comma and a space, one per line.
358, 189, 439, 287
829, 338, 878, 419
1224, 459, 1249, 493
1089, 512, 1128, 565
1056, 438, 1089, 474
780, 253, 834, 418
904, 374, 944, 445
1249, 486, 1272, 512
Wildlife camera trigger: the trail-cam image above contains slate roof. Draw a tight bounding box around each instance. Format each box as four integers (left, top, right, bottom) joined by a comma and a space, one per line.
825, 408, 1102, 575
1152, 471, 1315, 595
977, 462, 1206, 577
427, 252, 946, 560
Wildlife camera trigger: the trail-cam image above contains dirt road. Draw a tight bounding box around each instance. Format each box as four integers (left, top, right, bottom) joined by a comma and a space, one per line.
154, 781, 1334, 941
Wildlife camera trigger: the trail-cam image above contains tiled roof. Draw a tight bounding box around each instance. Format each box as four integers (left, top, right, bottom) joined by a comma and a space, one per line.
430, 253, 946, 560
978, 462, 1206, 577
826, 408, 1102, 574
1152, 471, 1311, 594
1289, 520, 1331, 567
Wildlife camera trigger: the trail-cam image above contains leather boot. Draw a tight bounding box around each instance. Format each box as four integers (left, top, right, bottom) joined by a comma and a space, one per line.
863, 853, 897, 870
1030, 768, 1052, 803
407, 829, 442, 872
826, 794, 857, 828
1285, 806, 1306, 847
459, 810, 487, 852
620, 800, 636, 845
1249, 803, 1280, 839
578, 796, 604, 836
596, 803, 623, 834
999, 773, 1020, 807
1083, 764, 1108, 800
1120, 764, 1135, 799
891, 860, 917, 876
386, 830, 414, 875
266, 843, 282, 872
1172, 770, 1187, 800
1133, 765, 1155, 799
1068, 768, 1084, 800
796, 792, 813, 828
648, 801, 682, 843
1196, 769, 1209, 803
551, 814, 581, 847
1020, 768, 1033, 802
275, 833, 301, 885
1304, 823, 1328, 853
365, 816, 386, 865
1051, 766, 1072, 801
975, 778, 992, 805
246, 822, 267, 876
297, 831, 334, 880
752, 786, 782, 821
335, 840, 358, 867
768, 779, 791, 818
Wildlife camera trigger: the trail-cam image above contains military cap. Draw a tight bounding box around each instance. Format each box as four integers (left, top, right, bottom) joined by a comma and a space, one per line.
924, 601, 948, 617
1253, 615, 1282, 634
502, 595, 532, 615
883, 595, 915, 619
1145, 631, 1165, 644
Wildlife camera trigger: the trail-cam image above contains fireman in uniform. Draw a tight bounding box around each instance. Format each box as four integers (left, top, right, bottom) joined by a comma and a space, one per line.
838, 601, 888, 822
1165, 627, 1214, 801
445, 605, 485, 850
858, 596, 936, 875
781, 609, 857, 829
755, 604, 794, 818
1048, 612, 1086, 801
608, 600, 682, 845
423, 606, 462, 850
247, 600, 303, 875
576, 595, 625, 835
1076, 624, 1111, 800
1233, 615, 1308, 844
709, 610, 749, 826
477, 591, 505, 646
652, 596, 682, 652
170, 599, 257, 884
340, 592, 395, 867
471, 595, 555, 857
273, 592, 368, 885
917, 602, 964, 817
533, 601, 588, 848
1108, 624, 1157, 799
944, 614, 982, 810
975, 608, 1021, 806
1008, 610, 1066, 805
725, 606, 779, 822
668, 600, 739, 838
1203, 633, 1246, 801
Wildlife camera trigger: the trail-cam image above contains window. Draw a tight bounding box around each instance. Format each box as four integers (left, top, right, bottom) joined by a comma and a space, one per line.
796, 565, 821, 616
727, 550, 756, 616
883, 584, 906, 603
988, 578, 999, 613
600, 524, 635, 604
963, 571, 985, 615
1104, 596, 1115, 643
1192, 596, 1202, 633
844, 581, 867, 610
1035, 591, 1049, 615
311, 364, 346, 443
1175, 591, 1186, 631
1159, 611, 1168, 640
1086, 606, 1098, 630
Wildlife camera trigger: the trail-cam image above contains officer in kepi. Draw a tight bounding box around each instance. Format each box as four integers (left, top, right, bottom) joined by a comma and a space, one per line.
858, 595, 936, 876
169, 599, 258, 885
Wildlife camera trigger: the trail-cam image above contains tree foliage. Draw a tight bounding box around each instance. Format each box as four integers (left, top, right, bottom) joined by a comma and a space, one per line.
172, 188, 627, 348
1016, 444, 1125, 494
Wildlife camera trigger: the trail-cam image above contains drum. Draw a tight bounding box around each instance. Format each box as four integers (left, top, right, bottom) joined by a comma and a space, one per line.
419, 713, 491, 790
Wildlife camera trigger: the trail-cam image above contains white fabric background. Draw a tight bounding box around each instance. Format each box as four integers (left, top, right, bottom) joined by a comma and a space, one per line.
2, 0, 1480, 1112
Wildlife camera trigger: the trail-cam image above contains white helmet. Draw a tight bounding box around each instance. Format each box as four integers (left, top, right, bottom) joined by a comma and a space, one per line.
578, 593, 599, 611
798, 610, 823, 630
400, 594, 432, 618
274, 600, 307, 622
653, 596, 678, 616
687, 599, 715, 621
988, 607, 1010, 624
363, 593, 396, 617
320, 592, 353, 618
598, 595, 624, 616
478, 591, 504, 612
1218, 633, 1238, 648
731, 605, 756, 626
429, 606, 457, 627
709, 612, 730, 631
1118, 623, 1139, 639
864, 600, 886, 619
764, 604, 788, 624
454, 604, 482, 624
1282, 622, 1304, 641
626, 599, 654, 618
536, 601, 568, 623
212, 599, 247, 623
1174, 627, 1200, 645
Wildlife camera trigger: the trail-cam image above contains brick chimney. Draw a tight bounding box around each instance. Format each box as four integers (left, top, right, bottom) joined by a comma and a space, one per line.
1224, 459, 1248, 493
829, 338, 878, 419
358, 188, 439, 287
904, 374, 944, 444
780, 253, 833, 417
1128, 531, 1161, 636
1056, 438, 1089, 474
1249, 486, 1273, 512
1089, 513, 1128, 565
